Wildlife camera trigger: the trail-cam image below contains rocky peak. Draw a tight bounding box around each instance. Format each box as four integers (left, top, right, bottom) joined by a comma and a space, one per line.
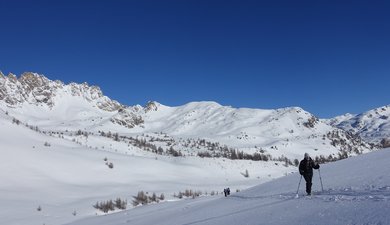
7, 73, 17, 82
0, 72, 122, 111
69, 82, 104, 99
19, 72, 52, 87
144, 101, 160, 112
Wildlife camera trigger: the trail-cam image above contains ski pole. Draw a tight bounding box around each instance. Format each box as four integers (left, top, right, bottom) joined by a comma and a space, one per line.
295, 175, 302, 197
318, 168, 324, 192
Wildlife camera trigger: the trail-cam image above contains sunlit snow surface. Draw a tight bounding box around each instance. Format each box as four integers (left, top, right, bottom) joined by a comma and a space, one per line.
68, 149, 390, 225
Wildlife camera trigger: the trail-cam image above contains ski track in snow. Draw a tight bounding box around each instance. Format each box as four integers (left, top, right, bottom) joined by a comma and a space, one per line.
230, 186, 390, 202
179, 187, 390, 225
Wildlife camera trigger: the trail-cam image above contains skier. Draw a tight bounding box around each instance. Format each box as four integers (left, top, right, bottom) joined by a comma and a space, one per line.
299, 153, 320, 196
223, 188, 230, 197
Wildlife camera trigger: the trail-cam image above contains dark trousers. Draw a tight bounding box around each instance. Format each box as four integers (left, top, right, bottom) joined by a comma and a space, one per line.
303, 173, 313, 194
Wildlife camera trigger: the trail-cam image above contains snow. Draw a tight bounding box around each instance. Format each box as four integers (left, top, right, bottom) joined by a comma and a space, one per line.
328, 105, 390, 144
1, 73, 388, 225
66, 149, 390, 225
4, 95, 355, 161
1, 74, 376, 163
0, 111, 293, 225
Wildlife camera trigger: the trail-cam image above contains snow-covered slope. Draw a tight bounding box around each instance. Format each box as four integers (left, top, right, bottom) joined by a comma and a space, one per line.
1, 73, 375, 165
328, 105, 390, 146
0, 72, 146, 130
0, 109, 294, 225
67, 148, 390, 225
0, 72, 121, 111
325, 113, 356, 127
0, 72, 388, 225
129, 101, 373, 161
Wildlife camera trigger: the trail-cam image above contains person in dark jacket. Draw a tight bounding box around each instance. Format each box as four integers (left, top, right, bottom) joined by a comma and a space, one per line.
299, 153, 320, 195
223, 188, 230, 197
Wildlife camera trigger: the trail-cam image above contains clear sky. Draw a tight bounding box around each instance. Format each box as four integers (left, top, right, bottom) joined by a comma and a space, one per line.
0, 0, 389, 118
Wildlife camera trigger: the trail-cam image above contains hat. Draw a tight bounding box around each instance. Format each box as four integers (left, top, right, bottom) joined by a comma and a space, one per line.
304, 153, 310, 159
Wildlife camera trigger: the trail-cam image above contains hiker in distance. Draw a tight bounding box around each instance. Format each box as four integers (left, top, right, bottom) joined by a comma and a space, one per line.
224, 188, 230, 197
299, 153, 320, 196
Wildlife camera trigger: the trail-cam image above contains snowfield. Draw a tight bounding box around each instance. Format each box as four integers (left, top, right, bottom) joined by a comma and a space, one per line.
0, 110, 294, 225
1, 73, 389, 225
67, 148, 390, 225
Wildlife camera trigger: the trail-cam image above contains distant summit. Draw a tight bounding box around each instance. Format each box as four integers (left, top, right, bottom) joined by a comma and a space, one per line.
328, 105, 390, 146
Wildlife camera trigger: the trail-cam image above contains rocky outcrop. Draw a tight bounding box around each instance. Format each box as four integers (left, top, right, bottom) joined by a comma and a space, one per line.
0, 72, 143, 128
0, 72, 121, 111
110, 108, 144, 128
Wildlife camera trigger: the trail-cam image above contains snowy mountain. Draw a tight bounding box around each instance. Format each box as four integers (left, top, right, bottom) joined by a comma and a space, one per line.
0, 71, 121, 111
0, 103, 294, 225
0, 72, 375, 163
0, 72, 387, 225
66, 148, 390, 225
327, 105, 390, 147
0, 72, 145, 129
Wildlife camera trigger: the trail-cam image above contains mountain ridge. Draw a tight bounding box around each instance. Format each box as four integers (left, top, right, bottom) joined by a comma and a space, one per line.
0, 72, 387, 159
1, 71, 389, 225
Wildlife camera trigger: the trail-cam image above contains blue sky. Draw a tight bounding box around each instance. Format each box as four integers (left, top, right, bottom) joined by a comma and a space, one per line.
0, 0, 389, 118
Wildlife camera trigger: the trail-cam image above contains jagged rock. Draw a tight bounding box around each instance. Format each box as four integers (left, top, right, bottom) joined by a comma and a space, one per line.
0, 72, 122, 111
110, 108, 144, 128
327, 129, 373, 156
380, 138, 390, 148
19, 72, 60, 107
144, 101, 159, 112
0, 71, 141, 129
330, 105, 390, 145
303, 115, 319, 128
7, 73, 17, 82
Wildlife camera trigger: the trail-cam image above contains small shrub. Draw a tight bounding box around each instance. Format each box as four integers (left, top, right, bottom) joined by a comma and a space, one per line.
115, 198, 127, 210
241, 169, 249, 178
132, 191, 149, 206
149, 192, 158, 203
93, 200, 115, 213
159, 193, 165, 201
174, 190, 202, 199
12, 118, 20, 125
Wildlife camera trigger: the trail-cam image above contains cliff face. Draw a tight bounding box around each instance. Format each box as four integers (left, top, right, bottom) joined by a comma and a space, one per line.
0, 72, 121, 111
